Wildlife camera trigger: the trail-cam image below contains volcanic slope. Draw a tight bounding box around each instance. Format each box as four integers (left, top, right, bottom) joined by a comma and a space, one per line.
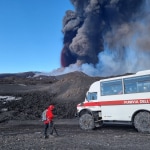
0, 71, 101, 122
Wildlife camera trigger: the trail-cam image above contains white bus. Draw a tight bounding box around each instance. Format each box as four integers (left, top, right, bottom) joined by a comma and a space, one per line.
77, 70, 150, 133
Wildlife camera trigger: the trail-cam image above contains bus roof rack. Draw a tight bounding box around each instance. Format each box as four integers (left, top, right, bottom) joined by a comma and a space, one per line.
136, 70, 150, 75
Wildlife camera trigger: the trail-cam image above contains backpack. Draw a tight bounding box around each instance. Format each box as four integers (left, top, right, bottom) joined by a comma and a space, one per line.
41, 109, 47, 121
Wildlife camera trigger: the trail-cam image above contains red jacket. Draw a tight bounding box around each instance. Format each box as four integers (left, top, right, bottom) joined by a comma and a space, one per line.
44, 105, 54, 124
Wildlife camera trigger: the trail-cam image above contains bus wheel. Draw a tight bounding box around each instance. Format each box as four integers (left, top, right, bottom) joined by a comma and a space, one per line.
134, 111, 150, 133
79, 114, 95, 130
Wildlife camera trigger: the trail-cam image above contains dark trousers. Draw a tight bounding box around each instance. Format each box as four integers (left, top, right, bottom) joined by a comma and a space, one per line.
44, 122, 53, 136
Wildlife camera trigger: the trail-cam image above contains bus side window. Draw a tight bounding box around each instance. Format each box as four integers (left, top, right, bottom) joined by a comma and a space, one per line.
87, 92, 97, 101
124, 83, 137, 94
101, 79, 122, 96
138, 82, 150, 92
124, 75, 150, 94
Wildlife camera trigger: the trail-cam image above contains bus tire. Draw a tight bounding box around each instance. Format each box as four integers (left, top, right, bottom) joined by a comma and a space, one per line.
134, 111, 150, 133
79, 113, 95, 130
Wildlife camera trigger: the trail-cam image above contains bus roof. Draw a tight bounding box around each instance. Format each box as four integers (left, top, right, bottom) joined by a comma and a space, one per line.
136, 70, 150, 75
99, 70, 150, 82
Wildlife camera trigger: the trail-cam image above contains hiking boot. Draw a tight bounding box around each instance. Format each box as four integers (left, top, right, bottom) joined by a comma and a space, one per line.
44, 135, 49, 139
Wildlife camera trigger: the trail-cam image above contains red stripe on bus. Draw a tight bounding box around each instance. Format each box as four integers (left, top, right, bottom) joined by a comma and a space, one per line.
77, 98, 150, 107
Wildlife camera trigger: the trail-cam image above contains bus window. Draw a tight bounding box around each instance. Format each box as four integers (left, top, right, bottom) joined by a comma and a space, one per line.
124, 83, 137, 94
101, 79, 123, 96
124, 75, 150, 94
87, 92, 97, 101
138, 81, 150, 92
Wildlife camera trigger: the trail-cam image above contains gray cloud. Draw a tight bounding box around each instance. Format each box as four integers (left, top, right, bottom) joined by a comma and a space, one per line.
60, 0, 150, 76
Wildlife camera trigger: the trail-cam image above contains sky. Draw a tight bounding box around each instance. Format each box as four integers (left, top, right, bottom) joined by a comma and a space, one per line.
0, 0, 74, 73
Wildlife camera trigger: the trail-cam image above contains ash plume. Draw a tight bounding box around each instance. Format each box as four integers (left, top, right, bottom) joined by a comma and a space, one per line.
60, 0, 150, 76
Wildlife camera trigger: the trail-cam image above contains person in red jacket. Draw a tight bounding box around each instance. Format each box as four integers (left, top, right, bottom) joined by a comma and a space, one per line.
44, 105, 54, 139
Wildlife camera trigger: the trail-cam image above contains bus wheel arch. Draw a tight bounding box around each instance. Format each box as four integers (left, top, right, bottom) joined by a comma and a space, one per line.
132, 110, 150, 133
79, 109, 93, 117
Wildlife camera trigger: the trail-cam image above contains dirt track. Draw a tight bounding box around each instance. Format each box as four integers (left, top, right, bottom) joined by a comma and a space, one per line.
1, 119, 150, 150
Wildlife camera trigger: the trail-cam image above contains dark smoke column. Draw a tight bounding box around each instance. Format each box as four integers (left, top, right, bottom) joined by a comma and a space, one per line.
61, 0, 144, 68
61, 10, 80, 67
61, 0, 104, 67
